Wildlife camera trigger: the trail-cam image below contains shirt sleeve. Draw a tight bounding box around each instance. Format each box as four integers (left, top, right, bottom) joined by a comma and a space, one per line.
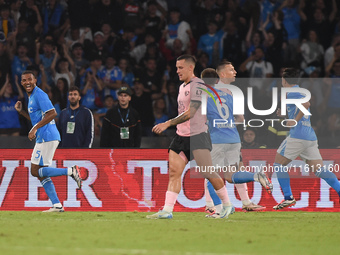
190, 79, 205, 102
38, 91, 55, 114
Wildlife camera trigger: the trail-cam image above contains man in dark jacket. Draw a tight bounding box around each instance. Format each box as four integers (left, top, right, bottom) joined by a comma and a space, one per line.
58, 86, 94, 148
100, 86, 142, 147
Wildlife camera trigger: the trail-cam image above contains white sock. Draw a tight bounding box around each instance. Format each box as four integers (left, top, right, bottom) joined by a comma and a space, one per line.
54, 203, 62, 208
242, 200, 252, 206
215, 204, 222, 213
67, 167, 72, 176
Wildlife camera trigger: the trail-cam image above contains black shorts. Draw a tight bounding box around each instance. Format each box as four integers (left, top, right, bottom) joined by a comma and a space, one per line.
169, 131, 212, 161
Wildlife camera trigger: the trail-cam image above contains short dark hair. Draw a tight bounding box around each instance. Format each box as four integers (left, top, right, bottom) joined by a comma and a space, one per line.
177, 54, 196, 65
282, 68, 300, 85
201, 68, 219, 86
22, 70, 36, 78
216, 59, 232, 74
69, 86, 81, 95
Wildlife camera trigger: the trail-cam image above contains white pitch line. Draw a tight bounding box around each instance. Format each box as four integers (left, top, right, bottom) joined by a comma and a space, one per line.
7, 246, 245, 255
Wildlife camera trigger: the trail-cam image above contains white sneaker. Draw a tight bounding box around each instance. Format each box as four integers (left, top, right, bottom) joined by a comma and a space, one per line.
219, 205, 235, 218
43, 206, 65, 213
257, 171, 273, 194
146, 210, 173, 219
205, 213, 220, 218
71, 165, 82, 189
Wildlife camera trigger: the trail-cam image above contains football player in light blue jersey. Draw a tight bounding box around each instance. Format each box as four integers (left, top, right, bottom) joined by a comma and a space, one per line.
201, 63, 272, 218
273, 68, 340, 210
15, 70, 83, 212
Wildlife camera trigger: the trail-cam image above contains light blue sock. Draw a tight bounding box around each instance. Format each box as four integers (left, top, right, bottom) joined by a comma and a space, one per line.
41, 177, 60, 205
207, 180, 222, 206
39, 167, 68, 178
231, 171, 255, 183
315, 166, 340, 194
274, 163, 293, 200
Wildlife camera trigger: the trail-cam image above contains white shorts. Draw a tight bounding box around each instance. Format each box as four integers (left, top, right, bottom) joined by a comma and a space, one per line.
211, 143, 241, 168
277, 137, 322, 161
31, 141, 59, 166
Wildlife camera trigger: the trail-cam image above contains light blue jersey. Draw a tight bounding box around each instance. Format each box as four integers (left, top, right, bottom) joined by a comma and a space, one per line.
207, 87, 240, 144
28, 86, 60, 143
286, 85, 317, 141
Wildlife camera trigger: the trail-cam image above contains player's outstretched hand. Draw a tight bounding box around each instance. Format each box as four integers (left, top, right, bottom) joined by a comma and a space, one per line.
152, 122, 170, 135
14, 101, 22, 113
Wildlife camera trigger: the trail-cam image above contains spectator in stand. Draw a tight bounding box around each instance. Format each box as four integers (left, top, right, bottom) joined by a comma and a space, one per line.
245, 19, 264, 58
79, 54, 104, 88
71, 42, 90, 83
50, 44, 76, 87
130, 33, 156, 65
0, 4, 16, 40
15, 17, 39, 58
58, 86, 94, 148
242, 128, 267, 149
118, 57, 135, 88
112, 27, 135, 61
131, 78, 155, 136
64, 27, 92, 49
260, 0, 280, 31
299, 30, 324, 69
280, 0, 302, 65
53, 77, 69, 112
93, 95, 115, 136
139, 42, 167, 74
142, 0, 168, 19
19, 0, 43, 33
10, 0, 22, 26
191, 0, 221, 39
239, 46, 274, 89
0, 41, 11, 88
100, 86, 142, 147
153, 97, 168, 126
84, 31, 110, 62
262, 10, 288, 76
91, 0, 124, 33
163, 80, 178, 119
197, 20, 224, 66
10, 42, 34, 85
299, 0, 337, 50
100, 23, 116, 52
81, 69, 103, 111
324, 60, 340, 114
101, 55, 122, 101
143, 0, 166, 41
194, 51, 210, 78
301, 66, 323, 109
35, 39, 56, 86
165, 7, 191, 51
0, 74, 23, 136
138, 57, 164, 94
324, 35, 340, 69
122, 0, 143, 29
159, 29, 197, 76
41, 0, 69, 38
222, 19, 244, 70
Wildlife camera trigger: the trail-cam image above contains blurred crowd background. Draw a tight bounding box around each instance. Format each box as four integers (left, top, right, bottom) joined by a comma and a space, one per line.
1, 0, 340, 148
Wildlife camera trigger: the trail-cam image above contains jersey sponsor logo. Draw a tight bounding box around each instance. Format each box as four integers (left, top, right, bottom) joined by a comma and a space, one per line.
185, 91, 189, 96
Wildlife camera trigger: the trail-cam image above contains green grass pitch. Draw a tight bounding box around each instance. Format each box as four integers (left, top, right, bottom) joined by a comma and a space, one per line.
0, 211, 339, 255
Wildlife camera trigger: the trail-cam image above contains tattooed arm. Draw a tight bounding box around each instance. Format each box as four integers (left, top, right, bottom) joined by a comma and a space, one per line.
152, 100, 201, 134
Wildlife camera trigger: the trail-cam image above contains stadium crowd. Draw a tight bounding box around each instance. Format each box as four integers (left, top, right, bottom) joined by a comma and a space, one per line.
0, 0, 340, 148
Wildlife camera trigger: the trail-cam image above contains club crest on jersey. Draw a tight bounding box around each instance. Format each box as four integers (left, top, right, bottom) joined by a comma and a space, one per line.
185, 91, 189, 96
